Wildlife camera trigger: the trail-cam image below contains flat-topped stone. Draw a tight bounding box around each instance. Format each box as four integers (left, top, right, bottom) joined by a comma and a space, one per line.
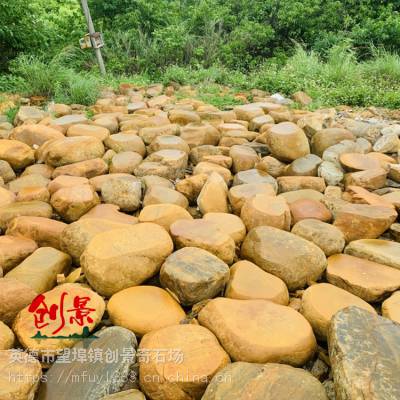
328, 307, 400, 400
241, 226, 326, 290
327, 254, 400, 302
345, 239, 400, 270
301, 283, 376, 340
107, 286, 185, 336
225, 260, 289, 304
202, 362, 328, 400
198, 297, 316, 365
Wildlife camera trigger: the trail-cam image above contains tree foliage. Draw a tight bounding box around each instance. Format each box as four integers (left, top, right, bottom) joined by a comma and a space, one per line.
1, 0, 400, 72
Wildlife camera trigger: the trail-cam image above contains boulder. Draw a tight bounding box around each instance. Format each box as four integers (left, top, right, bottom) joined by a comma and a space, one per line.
41, 136, 105, 167
11, 124, 64, 147
5, 247, 71, 294
265, 122, 310, 161
13, 283, 105, 356
0, 235, 38, 274
101, 177, 142, 212
160, 247, 229, 305
0, 350, 42, 400
143, 186, 188, 209
48, 175, 89, 194
0, 278, 37, 325
328, 307, 400, 400
81, 223, 173, 296
66, 123, 110, 141
104, 133, 146, 156
60, 218, 128, 264
333, 203, 397, 242
198, 298, 316, 365
301, 283, 376, 340
139, 324, 229, 400
225, 260, 288, 305
0, 139, 34, 170
277, 176, 326, 193
311, 128, 354, 157
241, 226, 327, 290
291, 219, 345, 256
108, 286, 185, 336
289, 199, 332, 225
203, 212, 246, 244
345, 239, 400, 270
228, 183, 276, 214
202, 362, 328, 400
80, 204, 138, 225
344, 168, 387, 190
197, 172, 229, 214
340, 153, 381, 171
51, 184, 100, 222
52, 158, 108, 179
240, 194, 291, 231
6, 216, 66, 249
170, 219, 235, 264
138, 204, 192, 231
284, 154, 322, 176
382, 291, 400, 324
37, 327, 137, 400
109, 151, 143, 174
0, 321, 14, 350
327, 254, 400, 302
0, 201, 52, 230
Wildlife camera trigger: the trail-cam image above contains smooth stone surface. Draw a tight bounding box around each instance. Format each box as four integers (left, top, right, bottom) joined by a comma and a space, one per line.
160, 247, 230, 305
289, 198, 332, 224
345, 239, 400, 270
266, 122, 310, 161
197, 172, 229, 214
291, 219, 345, 256
80, 204, 138, 225
6, 216, 66, 250
139, 324, 230, 400
170, 219, 235, 264
202, 362, 328, 400
0, 278, 37, 325
0, 350, 42, 400
0, 201, 52, 230
0, 235, 38, 274
0, 321, 14, 350
225, 260, 289, 305
301, 283, 376, 340
334, 204, 397, 242
143, 185, 189, 209
198, 298, 316, 365
328, 307, 400, 400
277, 176, 326, 193
81, 223, 173, 296
0, 139, 34, 170
241, 226, 327, 290
101, 177, 142, 212
60, 218, 128, 264
241, 194, 291, 231
203, 212, 246, 244
108, 286, 186, 336
382, 291, 400, 323
51, 184, 100, 222
6, 247, 71, 294
138, 204, 192, 231
14, 283, 105, 355
38, 327, 137, 400
327, 254, 400, 302
228, 183, 276, 214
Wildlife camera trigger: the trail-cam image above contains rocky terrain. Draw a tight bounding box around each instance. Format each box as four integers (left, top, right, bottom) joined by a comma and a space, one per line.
0, 84, 400, 400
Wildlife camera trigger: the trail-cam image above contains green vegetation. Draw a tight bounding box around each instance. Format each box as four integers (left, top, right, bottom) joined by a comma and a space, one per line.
1, 0, 400, 108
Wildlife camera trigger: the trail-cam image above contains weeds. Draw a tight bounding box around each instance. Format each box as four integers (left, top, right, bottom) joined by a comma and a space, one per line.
1, 44, 400, 108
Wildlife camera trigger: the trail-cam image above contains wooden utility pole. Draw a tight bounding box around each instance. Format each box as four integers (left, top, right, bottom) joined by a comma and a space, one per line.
80, 0, 106, 75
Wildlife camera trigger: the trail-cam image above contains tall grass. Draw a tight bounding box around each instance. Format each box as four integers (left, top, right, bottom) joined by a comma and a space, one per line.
1, 45, 400, 108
